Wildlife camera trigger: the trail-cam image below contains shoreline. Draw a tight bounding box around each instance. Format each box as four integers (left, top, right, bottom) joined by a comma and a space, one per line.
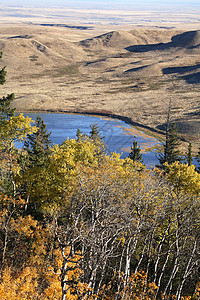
17, 108, 166, 142
18, 108, 193, 153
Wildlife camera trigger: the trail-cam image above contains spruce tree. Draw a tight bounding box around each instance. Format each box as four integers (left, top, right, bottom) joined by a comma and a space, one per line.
158, 101, 181, 168
76, 128, 84, 142
0, 52, 15, 123
196, 147, 200, 172
0, 94, 15, 123
0, 52, 29, 197
0, 52, 6, 86
128, 140, 143, 163
158, 123, 181, 168
88, 123, 106, 161
23, 116, 51, 168
89, 123, 104, 142
186, 142, 193, 166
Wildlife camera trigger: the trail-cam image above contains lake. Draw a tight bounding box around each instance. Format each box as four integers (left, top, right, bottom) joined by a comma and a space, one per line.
22, 112, 160, 167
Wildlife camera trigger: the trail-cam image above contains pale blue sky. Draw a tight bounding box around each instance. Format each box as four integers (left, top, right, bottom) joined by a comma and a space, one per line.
2, 0, 200, 9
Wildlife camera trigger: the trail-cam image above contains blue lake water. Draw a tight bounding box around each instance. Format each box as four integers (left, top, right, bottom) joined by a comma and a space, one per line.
21, 112, 160, 167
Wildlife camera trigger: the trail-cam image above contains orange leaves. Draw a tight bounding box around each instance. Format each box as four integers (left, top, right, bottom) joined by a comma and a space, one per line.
194, 282, 200, 299
60, 246, 94, 300
121, 272, 158, 300
0, 267, 39, 300
99, 271, 158, 300
10, 215, 37, 238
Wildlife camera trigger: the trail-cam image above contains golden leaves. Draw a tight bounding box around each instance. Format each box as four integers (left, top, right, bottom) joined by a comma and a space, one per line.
0, 267, 39, 300
164, 162, 200, 195
0, 114, 36, 147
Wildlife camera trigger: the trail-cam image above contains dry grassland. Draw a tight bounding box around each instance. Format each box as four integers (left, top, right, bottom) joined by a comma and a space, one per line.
0, 6, 200, 148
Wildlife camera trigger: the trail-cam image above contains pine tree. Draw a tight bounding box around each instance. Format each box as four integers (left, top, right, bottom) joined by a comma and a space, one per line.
76, 128, 84, 141
158, 101, 181, 169
158, 123, 181, 168
186, 142, 193, 166
0, 52, 15, 123
128, 140, 143, 163
0, 52, 34, 197
0, 52, 6, 86
196, 147, 200, 173
89, 123, 104, 142
88, 123, 106, 161
0, 94, 15, 123
23, 116, 51, 168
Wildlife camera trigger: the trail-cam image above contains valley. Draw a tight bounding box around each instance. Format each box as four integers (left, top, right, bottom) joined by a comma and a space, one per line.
0, 20, 200, 150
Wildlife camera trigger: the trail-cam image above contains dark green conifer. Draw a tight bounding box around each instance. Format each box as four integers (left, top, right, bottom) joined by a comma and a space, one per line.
0, 94, 15, 123
0, 52, 16, 197
0, 66, 6, 86
158, 100, 181, 169
196, 147, 200, 172
0, 52, 15, 123
89, 123, 106, 161
23, 116, 51, 168
0, 52, 7, 85
128, 140, 143, 163
76, 128, 84, 142
158, 123, 181, 168
186, 142, 193, 166
89, 123, 104, 142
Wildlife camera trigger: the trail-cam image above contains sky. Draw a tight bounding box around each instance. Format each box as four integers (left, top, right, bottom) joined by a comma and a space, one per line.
2, 0, 200, 10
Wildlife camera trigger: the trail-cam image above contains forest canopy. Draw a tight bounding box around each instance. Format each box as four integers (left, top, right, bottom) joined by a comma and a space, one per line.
0, 52, 200, 300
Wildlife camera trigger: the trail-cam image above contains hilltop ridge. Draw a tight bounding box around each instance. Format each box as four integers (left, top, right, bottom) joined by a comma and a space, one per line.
171, 30, 200, 48
79, 29, 180, 49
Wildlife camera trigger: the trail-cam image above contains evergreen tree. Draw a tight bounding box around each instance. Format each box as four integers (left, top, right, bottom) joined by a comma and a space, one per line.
0, 52, 15, 123
0, 52, 34, 197
0, 94, 15, 124
128, 140, 143, 163
88, 123, 106, 161
76, 128, 84, 142
158, 101, 181, 169
23, 116, 51, 168
0, 52, 6, 85
158, 123, 181, 168
89, 123, 104, 142
186, 142, 193, 166
196, 147, 200, 173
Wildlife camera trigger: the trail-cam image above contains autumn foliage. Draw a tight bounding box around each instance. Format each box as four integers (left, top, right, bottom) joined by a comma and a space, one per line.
0, 140, 199, 299
0, 53, 199, 300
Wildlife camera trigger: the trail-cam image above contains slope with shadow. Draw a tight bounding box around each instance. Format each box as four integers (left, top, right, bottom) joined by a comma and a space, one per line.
163, 64, 200, 84
123, 30, 200, 82
125, 30, 200, 52
1, 34, 87, 61
80, 29, 200, 140
171, 30, 200, 48
79, 29, 178, 50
